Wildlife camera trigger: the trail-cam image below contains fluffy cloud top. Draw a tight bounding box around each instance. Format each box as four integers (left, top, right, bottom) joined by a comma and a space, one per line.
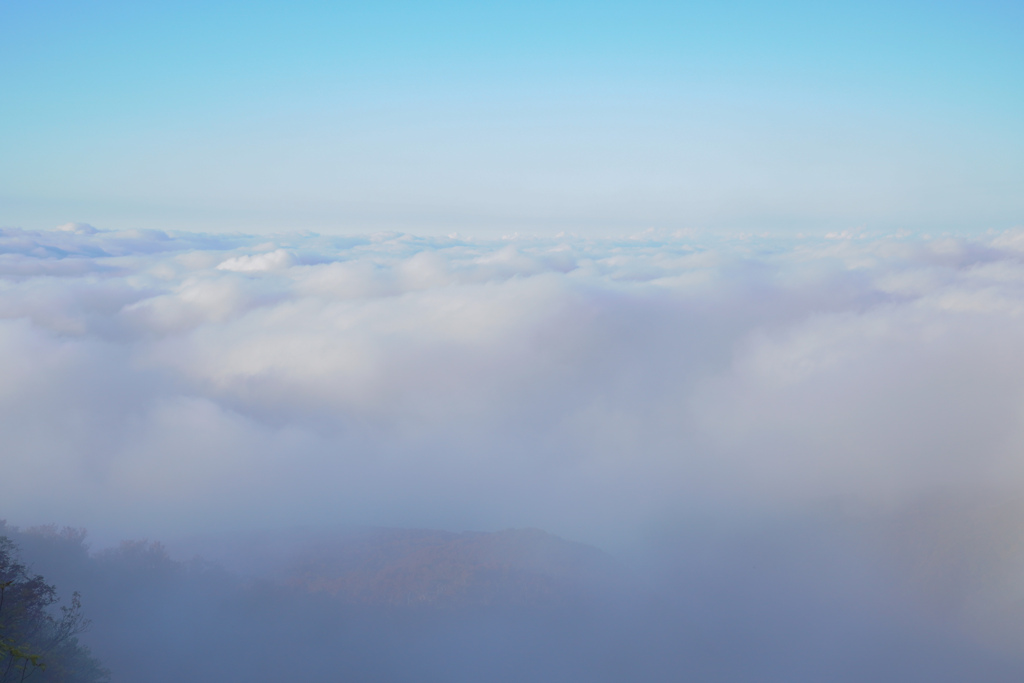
3, 225, 1024, 545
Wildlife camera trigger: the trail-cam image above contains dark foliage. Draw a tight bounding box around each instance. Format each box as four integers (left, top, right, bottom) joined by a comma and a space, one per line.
0, 535, 108, 683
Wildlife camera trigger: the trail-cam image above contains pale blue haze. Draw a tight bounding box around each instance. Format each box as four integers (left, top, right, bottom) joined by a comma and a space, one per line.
1, 0, 1022, 234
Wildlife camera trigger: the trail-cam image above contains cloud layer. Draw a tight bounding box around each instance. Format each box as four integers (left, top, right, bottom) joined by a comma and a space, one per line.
4, 225, 1024, 546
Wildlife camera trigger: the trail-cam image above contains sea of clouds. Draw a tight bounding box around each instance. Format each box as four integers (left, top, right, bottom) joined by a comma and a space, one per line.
4, 223, 1024, 548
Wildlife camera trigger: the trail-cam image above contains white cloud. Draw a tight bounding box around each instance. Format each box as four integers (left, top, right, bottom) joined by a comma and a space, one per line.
55, 222, 99, 235
4, 226, 1024, 548
216, 248, 295, 272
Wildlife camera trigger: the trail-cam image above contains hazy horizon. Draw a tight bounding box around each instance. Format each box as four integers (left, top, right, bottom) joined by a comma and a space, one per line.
3, 1, 1023, 236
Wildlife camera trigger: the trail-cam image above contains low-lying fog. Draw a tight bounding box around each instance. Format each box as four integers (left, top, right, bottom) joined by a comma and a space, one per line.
6, 225, 1024, 680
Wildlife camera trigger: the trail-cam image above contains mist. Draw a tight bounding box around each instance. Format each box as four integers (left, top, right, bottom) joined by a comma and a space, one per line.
6, 225, 1024, 679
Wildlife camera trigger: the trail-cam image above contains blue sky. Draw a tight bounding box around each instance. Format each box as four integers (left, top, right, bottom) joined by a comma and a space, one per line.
2, 0, 1022, 235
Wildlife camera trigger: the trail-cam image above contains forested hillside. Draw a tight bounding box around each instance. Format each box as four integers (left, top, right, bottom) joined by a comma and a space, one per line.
0, 523, 646, 683
9, 504, 1024, 682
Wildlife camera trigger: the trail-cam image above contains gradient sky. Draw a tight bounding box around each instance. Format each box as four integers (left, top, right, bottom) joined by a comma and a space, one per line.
2, 0, 1022, 235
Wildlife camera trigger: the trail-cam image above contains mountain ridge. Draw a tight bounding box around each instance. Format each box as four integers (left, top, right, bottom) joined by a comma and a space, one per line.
167, 525, 629, 607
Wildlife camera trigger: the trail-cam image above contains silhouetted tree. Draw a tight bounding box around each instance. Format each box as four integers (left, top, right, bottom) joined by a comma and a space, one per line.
0, 537, 107, 682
